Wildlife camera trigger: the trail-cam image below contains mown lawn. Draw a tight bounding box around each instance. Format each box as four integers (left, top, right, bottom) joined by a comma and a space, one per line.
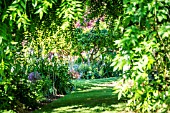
33, 77, 127, 113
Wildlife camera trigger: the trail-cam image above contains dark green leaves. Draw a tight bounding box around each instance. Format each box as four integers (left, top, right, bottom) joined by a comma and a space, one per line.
0, 23, 7, 44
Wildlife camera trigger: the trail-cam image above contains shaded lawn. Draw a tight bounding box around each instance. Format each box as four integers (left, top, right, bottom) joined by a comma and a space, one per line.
33, 77, 126, 113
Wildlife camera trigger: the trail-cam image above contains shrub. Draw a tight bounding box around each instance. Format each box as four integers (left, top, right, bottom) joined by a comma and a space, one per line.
53, 64, 74, 95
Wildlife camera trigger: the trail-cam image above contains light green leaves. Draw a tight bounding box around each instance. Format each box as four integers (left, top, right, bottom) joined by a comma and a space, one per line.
2, 0, 31, 30
34, 8, 44, 20
113, 0, 170, 112
4, 85, 8, 93
56, 0, 83, 30
34, 1, 53, 20
32, 0, 38, 7
11, 41, 18, 45
112, 54, 128, 71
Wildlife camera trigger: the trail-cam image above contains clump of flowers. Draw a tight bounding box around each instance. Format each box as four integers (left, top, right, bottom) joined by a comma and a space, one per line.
69, 69, 80, 79
48, 52, 54, 60
28, 71, 41, 82
74, 15, 105, 30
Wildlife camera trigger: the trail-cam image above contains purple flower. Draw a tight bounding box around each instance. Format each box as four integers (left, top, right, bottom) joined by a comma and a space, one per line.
48, 52, 54, 60
28, 71, 41, 82
28, 73, 34, 80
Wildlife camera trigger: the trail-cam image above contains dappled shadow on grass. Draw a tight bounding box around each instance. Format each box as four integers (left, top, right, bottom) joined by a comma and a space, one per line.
33, 77, 126, 113
73, 77, 120, 91
34, 88, 126, 113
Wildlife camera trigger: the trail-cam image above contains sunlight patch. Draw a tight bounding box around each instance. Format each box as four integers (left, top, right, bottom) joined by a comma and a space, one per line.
75, 87, 108, 93
52, 105, 93, 112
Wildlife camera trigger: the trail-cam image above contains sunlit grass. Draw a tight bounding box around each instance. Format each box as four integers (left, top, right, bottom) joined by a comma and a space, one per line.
33, 77, 126, 113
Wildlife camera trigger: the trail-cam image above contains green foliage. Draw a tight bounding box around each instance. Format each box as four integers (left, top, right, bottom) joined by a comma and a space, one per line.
0, 57, 41, 111
77, 63, 92, 79
2, 0, 169, 112
83, 0, 122, 20
0, 0, 79, 111
73, 52, 118, 79
54, 64, 74, 95
56, 0, 83, 30
71, 21, 114, 63
23, 36, 73, 95
112, 0, 170, 112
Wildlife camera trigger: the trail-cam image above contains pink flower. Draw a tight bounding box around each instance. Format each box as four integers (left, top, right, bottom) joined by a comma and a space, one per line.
86, 21, 93, 28
100, 16, 105, 22
21, 40, 28, 46
75, 21, 81, 28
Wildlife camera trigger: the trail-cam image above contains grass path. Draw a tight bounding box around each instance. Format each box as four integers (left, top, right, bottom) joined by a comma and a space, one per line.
33, 77, 126, 113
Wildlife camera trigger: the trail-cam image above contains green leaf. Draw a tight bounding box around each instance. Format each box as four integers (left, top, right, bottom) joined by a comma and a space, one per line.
20, 0, 26, 10
34, 8, 44, 19
2, 14, 8, 22
118, 91, 122, 100
4, 85, 8, 93
17, 9, 22, 17
18, 22, 21, 29
9, 96, 13, 100
11, 42, 18, 45
137, 89, 143, 95
162, 31, 170, 38
12, 12, 17, 21
8, 6, 17, 11
123, 16, 131, 27
153, 90, 159, 97
0, 36, 2, 44
61, 21, 70, 30
157, 15, 163, 22
18, 5, 24, 12
34, 8, 43, 14
12, 0, 20, 4
39, 11, 43, 20
32, 0, 38, 7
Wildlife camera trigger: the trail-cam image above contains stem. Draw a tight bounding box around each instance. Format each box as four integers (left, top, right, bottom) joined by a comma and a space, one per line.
4, 0, 6, 9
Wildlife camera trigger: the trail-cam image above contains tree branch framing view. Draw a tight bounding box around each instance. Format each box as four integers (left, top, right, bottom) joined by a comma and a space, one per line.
0, 0, 169, 112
